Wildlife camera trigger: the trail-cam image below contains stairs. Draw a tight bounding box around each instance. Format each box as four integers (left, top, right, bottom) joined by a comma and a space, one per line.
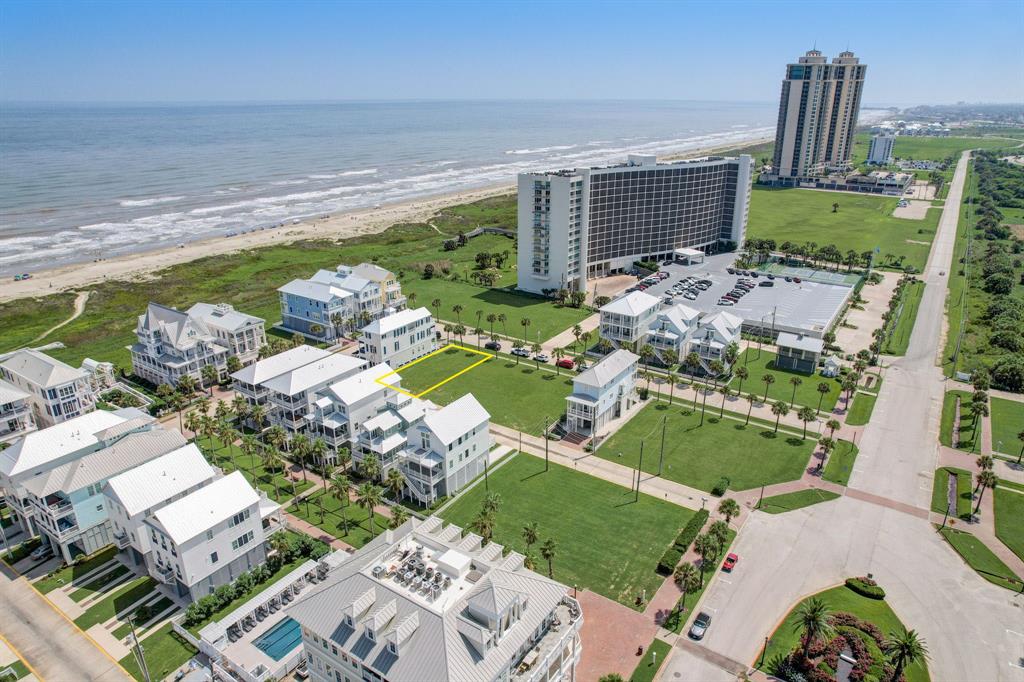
561, 432, 588, 446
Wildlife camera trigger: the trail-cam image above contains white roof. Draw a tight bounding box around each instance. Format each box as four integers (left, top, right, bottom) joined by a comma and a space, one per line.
776, 332, 824, 354
345, 262, 393, 282
0, 349, 87, 388
328, 363, 398, 406
575, 349, 639, 389
262, 353, 367, 396
0, 378, 30, 404
187, 302, 264, 333
362, 307, 432, 336
674, 247, 704, 257
600, 291, 660, 317
422, 394, 489, 445
278, 279, 351, 304
104, 443, 215, 517
149, 471, 259, 545
230, 345, 333, 386
0, 410, 130, 478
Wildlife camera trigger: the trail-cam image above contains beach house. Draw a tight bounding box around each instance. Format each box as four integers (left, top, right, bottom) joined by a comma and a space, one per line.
690, 311, 743, 371
305, 363, 401, 461
564, 349, 639, 437
0, 379, 36, 444
645, 303, 701, 363
774, 332, 825, 374
0, 349, 98, 428
231, 345, 333, 408
598, 291, 661, 349
358, 307, 436, 368
262, 353, 367, 438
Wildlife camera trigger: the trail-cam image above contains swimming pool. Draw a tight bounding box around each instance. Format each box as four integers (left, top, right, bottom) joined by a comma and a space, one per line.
253, 617, 302, 661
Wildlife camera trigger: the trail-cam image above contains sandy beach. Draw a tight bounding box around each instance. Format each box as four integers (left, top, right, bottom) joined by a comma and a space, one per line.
1, 136, 770, 304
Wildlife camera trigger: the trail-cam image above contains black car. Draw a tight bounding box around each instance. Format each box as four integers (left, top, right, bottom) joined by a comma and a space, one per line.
484, 341, 502, 351
726, 267, 735, 274
758, 280, 774, 287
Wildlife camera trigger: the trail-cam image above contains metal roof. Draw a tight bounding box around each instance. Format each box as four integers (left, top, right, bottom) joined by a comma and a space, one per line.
421, 394, 488, 445
776, 332, 825, 354
262, 353, 367, 396
230, 345, 333, 386
327, 363, 398, 406
361, 307, 432, 336
0, 409, 134, 478
186, 302, 264, 333
103, 443, 215, 517
147, 471, 260, 545
0, 378, 30, 404
575, 349, 638, 389
0, 349, 87, 388
600, 291, 660, 317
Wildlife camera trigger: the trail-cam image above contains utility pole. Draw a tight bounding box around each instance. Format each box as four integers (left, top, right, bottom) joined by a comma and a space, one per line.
128, 614, 152, 682
658, 415, 667, 476
484, 457, 489, 492
758, 483, 765, 509
635, 441, 644, 502
544, 417, 549, 472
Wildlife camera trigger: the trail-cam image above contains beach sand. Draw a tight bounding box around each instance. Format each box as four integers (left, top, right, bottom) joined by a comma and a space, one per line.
1, 137, 770, 303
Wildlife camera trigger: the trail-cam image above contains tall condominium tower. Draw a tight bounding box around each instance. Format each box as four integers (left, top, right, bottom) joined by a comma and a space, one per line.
516, 154, 752, 295
771, 50, 867, 180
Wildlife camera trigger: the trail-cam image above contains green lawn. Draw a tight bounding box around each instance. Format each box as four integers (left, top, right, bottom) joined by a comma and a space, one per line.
939, 527, 1023, 592
118, 622, 197, 682
74, 576, 157, 630
746, 185, 940, 273
440, 453, 691, 610
33, 546, 118, 594
110, 596, 176, 640
939, 391, 981, 451
599, 403, 814, 493
846, 392, 877, 426
395, 347, 574, 435
993, 488, 1024, 563
288, 489, 390, 550
200, 436, 313, 503
737, 349, 841, 412
0, 659, 31, 680
630, 638, 673, 682
756, 489, 841, 514
822, 440, 859, 486
757, 583, 930, 682
929, 467, 972, 519
880, 280, 925, 355
69, 564, 131, 602
891, 135, 1019, 161
990, 397, 1024, 458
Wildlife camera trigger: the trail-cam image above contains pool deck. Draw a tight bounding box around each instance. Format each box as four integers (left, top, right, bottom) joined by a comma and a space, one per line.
221, 611, 301, 679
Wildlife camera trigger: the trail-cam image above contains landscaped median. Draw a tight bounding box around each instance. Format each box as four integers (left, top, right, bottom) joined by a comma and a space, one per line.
937, 526, 1024, 593
846, 391, 877, 426
993, 486, 1024, 564
929, 467, 972, 520
756, 488, 841, 514
822, 440, 860, 486
880, 279, 925, 356
939, 390, 981, 452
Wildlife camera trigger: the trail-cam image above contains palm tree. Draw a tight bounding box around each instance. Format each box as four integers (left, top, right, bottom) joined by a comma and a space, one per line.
386, 467, 405, 501
571, 324, 583, 351
470, 510, 495, 543
884, 627, 929, 682
184, 410, 202, 442
443, 323, 453, 344
973, 470, 997, 515
540, 538, 557, 578
240, 434, 260, 474
771, 400, 789, 433
826, 418, 840, 439
523, 550, 538, 571
553, 347, 565, 375
200, 364, 219, 394
817, 436, 834, 471
453, 323, 466, 346
793, 597, 833, 661
531, 342, 542, 369
362, 453, 381, 482
976, 454, 993, 472
1017, 429, 1024, 464
486, 313, 497, 337
310, 436, 327, 469
685, 351, 700, 378
797, 406, 817, 440
482, 491, 502, 515
522, 521, 540, 551
265, 425, 287, 454
744, 393, 757, 425
718, 498, 740, 526
762, 374, 776, 403
638, 344, 655, 374
666, 371, 678, 405
662, 349, 678, 373
788, 376, 803, 404
292, 434, 311, 484
355, 482, 384, 538
735, 366, 749, 396
330, 472, 350, 512
692, 534, 718, 587
708, 520, 729, 552
816, 382, 831, 414
388, 506, 410, 530
249, 403, 267, 431
452, 304, 464, 323
497, 313, 508, 339
968, 399, 989, 448
673, 562, 701, 617
519, 317, 531, 342
474, 327, 485, 347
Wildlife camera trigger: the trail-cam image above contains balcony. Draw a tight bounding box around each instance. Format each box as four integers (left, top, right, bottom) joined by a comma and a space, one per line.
113, 529, 131, 550
154, 564, 175, 585
46, 497, 74, 517
513, 597, 583, 681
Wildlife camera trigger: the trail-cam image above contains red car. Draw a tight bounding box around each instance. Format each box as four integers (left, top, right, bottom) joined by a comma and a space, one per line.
556, 358, 575, 369
722, 553, 739, 572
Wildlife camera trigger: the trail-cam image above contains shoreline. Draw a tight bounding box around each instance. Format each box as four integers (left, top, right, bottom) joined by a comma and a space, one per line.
1, 135, 772, 303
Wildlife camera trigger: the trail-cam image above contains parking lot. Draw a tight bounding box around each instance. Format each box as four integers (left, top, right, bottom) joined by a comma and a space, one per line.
628, 252, 853, 336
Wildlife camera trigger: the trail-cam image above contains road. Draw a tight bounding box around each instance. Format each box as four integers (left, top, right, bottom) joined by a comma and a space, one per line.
682, 152, 1024, 682
0, 564, 130, 681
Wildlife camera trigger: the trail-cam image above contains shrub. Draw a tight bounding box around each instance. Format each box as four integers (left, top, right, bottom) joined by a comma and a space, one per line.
656, 509, 709, 575
710, 476, 730, 497
844, 577, 886, 599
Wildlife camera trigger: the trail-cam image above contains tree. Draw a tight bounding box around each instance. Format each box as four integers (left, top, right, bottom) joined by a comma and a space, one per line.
240, 434, 260, 474
685, 351, 701, 377
226, 355, 243, 374
639, 344, 655, 373
718, 498, 740, 526
486, 313, 497, 338
718, 385, 731, 417
884, 627, 929, 682
183, 410, 202, 442
540, 538, 557, 578
443, 323, 453, 344
291, 434, 311, 485
672, 562, 701, 617
598, 675, 625, 682
788, 376, 803, 404
666, 371, 678, 406
431, 298, 442, 320
453, 323, 466, 346
735, 366, 749, 396
553, 347, 565, 375
385, 467, 405, 501
470, 510, 496, 543
362, 453, 381, 482
249, 403, 267, 431
482, 491, 502, 515
511, 339, 525, 364
832, 202, 839, 213
797, 406, 817, 440
1017, 428, 1024, 464
762, 374, 776, 403
968, 399, 989, 446
330, 472, 350, 509
531, 342, 542, 369
519, 317, 531, 342
826, 418, 840, 439
817, 436, 834, 470
522, 521, 540, 551
745, 393, 757, 425
771, 400, 789, 433
451, 304, 464, 323
200, 364, 219, 394
497, 313, 508, 339
708, 520, 730, 552
571, 324, 583, 351
815, 380, 835, 412
975, 454, 993, 472
793, 597, 833, 661
474, 326, 485, 347
310, 437, 328, 471
388, 506, 410, 530
973, 470, 997, 515
692, 534, 719, 587
355, 482, 384, 538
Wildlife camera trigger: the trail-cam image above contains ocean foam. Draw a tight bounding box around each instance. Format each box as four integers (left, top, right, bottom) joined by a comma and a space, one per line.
118, 195, 185, 207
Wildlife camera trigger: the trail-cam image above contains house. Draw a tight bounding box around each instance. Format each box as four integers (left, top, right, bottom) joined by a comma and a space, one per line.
130, 302, 266, 388
0, 410, 185, 563
358, 307, 436, 368
230, 345, 333, 407
354, 391, 429, 480
144, 471, 279, 600
598, 291, 661, 348
0, 349, 97, 428
278, 263, 405, 341
775, 332, 825, 374
0, 379, 36, 444
565, 350, 639, 436
306, 363, 400, 461
104, 443, 216, 569
645, 304, 700, 363
262, 353, 367, 437
287, 516, 582, 682
690, 311, 743, 371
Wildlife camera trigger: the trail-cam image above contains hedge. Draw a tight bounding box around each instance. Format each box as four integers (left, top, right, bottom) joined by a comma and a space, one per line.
845, 577, 886, 600
657, 509, 710, 575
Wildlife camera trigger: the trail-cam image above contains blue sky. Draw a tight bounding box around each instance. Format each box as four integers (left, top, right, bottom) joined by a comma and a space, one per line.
1, 0, 1021, 104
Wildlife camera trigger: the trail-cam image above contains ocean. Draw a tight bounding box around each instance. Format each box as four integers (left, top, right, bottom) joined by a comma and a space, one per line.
0, 100, 781, 276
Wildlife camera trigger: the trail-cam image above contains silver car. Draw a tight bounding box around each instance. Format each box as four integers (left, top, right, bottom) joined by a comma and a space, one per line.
689, 611, 712, 640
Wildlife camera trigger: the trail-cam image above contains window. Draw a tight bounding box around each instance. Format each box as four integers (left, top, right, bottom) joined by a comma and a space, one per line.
228, 509, 250, 528
206, 530, 214, 541
210, 552, 219, 564
231, 530, 254, 550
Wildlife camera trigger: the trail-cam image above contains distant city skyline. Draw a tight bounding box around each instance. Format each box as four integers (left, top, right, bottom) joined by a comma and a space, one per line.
0, 0, 1021, 105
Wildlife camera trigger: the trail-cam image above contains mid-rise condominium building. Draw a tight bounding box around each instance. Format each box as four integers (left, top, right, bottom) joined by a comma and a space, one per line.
769, 49, 867, 181
517, 154, 752, 294
867, 134, 895, 165
358, 307, 437, 368
0, 349, 98, 428
287, 515, 582, 682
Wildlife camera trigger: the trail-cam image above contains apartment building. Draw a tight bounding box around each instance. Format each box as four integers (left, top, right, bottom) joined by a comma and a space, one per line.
517, 154, 752, 294
262, 353, 367, 437
769, 50, 867, 181
358, 307, 436, 368
144, 471, 278, 600
0, 409, 186, 563
565, 350, 638, 437
230, 345, 333, 407
278, 263, 405, 342
598, 291, 661, 348
306, 363, 400, 460
0, 349, 97, 428
287, 516, 582, 682
867, 134, 895, 165
0, 379, 35, 444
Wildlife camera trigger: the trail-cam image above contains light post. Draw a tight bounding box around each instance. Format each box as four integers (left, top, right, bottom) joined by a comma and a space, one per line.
635, 442, 645, 502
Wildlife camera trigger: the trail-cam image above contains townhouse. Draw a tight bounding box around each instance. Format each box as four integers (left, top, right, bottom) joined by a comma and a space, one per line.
598, 291, 661, 349
306, 363, 399, 461
0, 379, 36, 444
230, 345, 333, 408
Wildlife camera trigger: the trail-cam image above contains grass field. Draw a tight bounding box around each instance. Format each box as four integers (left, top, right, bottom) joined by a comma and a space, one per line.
756, 489, 841, 514
110, 596, 176, 640
745, 186, 940, 273
990, 397, 1024, 458
880, 280, 925, 355
599, 402, 814, 493
939, 527, 1023, 592
757, 583, 930, 682
821, 440, 859, 486
630, 638, 673, 682
939, 390, 980, 451
288, 489, 390, 549
929, 467, 972, 519
119, 621, 198, 682
394, 347, 574, 435
993, 488, 1024, 563
737, 348, 841, 411
846, 392, 877, 426
33, 546, 118, 594
440, 453, 691, 610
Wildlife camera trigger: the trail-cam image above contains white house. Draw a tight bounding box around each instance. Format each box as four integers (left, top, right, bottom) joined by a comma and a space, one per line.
0, 379, 36, 444
144, 471, 279, 600
230, 345, 333, 407
0, 349, 97, 428
565, 350, 639, 437
187, 302, 267, 366
355, 391, 429, 480
598, 291, 661, 348
645, 304, 700, 362
104, 443, 216, 569
358, 307, 436, 368
287, 516, 582, 682
306, 363, 400, 461
690, 311, 743, 371
262, 353, 367, 436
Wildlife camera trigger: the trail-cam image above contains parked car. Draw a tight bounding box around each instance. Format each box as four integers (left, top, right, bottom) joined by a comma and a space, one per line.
556, 358, 575, 369
511, 347, 530, 357
684, 293, 698, 301
657, 271, 670, 280
726, 267, 735, 274
750, 272, 759, 278
767, 274, 775, 280
484, 341, 502, 351
30, 544, 54, 561
758, 281, 774, 287
533, 353, 550, 363
689, 612, 712, 640
793, 277, 802, 283
718, 300, 734, 306
723, 553, 739, 572
784, 276, 792, 282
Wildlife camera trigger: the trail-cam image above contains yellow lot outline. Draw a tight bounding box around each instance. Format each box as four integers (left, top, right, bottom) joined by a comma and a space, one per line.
375, 343, 492, 399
